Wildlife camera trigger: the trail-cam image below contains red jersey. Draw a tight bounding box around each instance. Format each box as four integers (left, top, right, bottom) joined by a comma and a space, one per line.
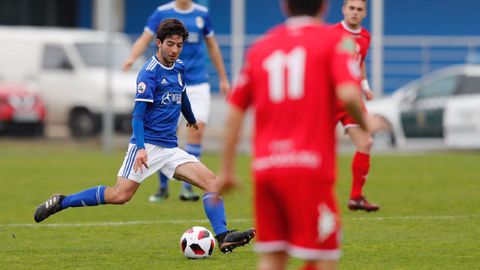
230, 17, 361, 182
333, 21, 371, 67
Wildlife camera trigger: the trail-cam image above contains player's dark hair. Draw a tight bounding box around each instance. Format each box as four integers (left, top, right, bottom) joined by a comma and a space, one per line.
156, 18, 189, 43
286, 0, 324, 16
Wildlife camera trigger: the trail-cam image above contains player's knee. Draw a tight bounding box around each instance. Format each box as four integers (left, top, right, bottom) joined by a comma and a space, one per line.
357, 136, 373, 153
201, 175, 220, 193
109, 190, 133, 204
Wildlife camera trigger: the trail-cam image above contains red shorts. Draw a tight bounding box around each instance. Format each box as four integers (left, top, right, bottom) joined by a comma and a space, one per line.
335, 101, 367, 129
253, 168, 341, 261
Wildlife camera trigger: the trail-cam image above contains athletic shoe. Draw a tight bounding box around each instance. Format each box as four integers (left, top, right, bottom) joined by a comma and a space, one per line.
148, 188, 169, 203
179, 188, 200, 201
34, 194, 65, 223
348, 196, 380, 212
216, 229, 256, 253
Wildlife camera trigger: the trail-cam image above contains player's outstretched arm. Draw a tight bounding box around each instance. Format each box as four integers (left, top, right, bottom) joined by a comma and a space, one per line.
219, 105, 245, 194
205, 36, 231, 95
123, 32, 154, 72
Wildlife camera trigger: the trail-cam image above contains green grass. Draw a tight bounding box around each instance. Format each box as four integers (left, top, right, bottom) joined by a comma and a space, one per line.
1, 141, 479, 269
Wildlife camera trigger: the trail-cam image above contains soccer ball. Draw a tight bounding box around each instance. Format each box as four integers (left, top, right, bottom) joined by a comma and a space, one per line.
180, 226, 216, 259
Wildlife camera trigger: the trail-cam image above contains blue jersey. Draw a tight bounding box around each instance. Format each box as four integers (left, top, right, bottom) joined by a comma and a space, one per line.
130, 55, 187, 148
144, 1, 214, 85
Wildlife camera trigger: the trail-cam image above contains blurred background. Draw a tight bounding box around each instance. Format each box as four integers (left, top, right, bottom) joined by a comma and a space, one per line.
0, 0, 479, 152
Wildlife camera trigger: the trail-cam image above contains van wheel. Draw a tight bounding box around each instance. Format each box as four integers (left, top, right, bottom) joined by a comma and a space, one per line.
69, 109, 99, 138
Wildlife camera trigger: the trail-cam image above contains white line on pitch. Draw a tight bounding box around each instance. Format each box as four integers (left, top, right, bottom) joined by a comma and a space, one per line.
349, 214, 480, 221
1, 215, 478, 228
1, 218, 251, 228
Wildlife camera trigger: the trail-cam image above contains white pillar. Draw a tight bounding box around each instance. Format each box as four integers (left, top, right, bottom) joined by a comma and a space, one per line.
371, 0, 384, 96
95, 0, 116, 153
93, 0, 124, 31
231, 0, 245, 83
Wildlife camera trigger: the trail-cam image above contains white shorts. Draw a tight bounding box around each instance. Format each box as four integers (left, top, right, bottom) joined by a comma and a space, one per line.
186, 83, 211, 124
117, 143, 199, 183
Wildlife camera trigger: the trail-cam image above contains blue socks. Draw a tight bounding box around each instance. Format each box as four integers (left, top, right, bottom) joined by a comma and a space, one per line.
159, 173, 169, 189
202, 192, 228, 235
158, 143, 202, 191
61, 185, 106, 209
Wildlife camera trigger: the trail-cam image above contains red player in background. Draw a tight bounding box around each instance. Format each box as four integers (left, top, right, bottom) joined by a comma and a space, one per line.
333, 0, 380, 212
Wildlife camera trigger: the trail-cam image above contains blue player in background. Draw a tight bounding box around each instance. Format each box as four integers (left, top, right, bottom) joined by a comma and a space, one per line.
123, 0, 230, 202
35, 18, 254, 253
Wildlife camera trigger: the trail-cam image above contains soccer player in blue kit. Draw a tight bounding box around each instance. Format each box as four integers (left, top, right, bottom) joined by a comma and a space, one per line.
123, 0, 230, 202
34, 18, 255, 253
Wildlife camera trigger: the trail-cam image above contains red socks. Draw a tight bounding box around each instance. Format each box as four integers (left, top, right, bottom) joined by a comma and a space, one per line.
350, 151, 370, 199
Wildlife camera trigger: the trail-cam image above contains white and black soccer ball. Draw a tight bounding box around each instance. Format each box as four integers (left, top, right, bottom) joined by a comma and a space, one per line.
180, 226, 215, 259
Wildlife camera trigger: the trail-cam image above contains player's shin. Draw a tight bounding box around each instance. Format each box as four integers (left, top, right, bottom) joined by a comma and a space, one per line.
350, 152, 370, 199
202, 192, 228, 236
60, 185, 106, 208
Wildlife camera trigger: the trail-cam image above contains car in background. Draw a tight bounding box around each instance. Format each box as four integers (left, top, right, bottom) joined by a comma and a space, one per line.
367, 64, 480, 149
0, 26, 143, 137
0, 82, 45, 136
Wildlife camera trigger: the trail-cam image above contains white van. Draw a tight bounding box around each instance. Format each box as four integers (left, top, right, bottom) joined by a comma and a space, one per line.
0, 26, 145, 137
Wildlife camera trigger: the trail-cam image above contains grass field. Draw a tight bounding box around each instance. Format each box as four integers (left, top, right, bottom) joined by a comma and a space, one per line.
1, 140, 479, 269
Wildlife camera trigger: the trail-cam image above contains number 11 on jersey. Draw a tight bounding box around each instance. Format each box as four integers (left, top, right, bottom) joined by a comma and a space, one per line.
263, 46, 306, 103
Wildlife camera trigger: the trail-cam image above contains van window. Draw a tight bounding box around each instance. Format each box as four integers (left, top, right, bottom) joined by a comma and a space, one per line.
42, 45, 73, 71
456, 76, 480, 95
75, 42, 143, 70
416, 75, 459, 100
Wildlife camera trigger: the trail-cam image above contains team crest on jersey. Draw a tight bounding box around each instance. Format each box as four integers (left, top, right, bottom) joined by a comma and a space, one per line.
196, 16, 204, 29
178, 73, 183, 86
337, 36, 356, 55
137, 82, 146, 94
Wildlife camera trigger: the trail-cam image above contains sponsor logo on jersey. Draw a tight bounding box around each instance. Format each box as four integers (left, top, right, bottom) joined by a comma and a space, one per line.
161, 78, 168, 85
137, 82, 146, 94
252, 151, 321, 171
188, 32, 199, 43
196, 16, 204, 29
347, 58, 361, 79
161, 92, 182, 105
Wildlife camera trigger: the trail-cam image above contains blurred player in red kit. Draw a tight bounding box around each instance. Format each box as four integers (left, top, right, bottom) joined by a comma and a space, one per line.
333, 0, 380, 212
219, 0, 384, 269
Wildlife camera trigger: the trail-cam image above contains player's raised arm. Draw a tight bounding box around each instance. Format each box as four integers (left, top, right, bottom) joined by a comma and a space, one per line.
123, 32, 154, 72
205, 36, 230, 95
